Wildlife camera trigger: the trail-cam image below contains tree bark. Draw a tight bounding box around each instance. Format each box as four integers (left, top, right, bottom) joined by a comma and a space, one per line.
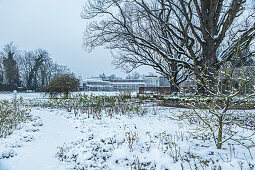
217, 115, 223, 149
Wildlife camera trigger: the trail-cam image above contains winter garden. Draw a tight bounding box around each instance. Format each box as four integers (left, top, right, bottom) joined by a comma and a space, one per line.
1, 0, 255, 169
0, 87, 255, 169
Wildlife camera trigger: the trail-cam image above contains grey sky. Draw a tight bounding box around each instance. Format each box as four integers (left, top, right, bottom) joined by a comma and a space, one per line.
0, 0, 152, 79
1, 0, 253, 79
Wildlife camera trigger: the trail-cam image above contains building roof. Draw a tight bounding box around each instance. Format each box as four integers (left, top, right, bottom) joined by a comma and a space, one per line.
145, 76, 158, 79
111, 82, 146, 85
85, 78, 111, 83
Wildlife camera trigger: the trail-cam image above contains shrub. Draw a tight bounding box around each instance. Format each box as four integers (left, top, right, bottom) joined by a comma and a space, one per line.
0, 100, 30, 138
45, 74, 80, 98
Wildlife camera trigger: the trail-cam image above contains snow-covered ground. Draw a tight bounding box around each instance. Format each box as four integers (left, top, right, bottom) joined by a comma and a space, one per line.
0, 92, 255, 169
0, 91, 122, 100
0, 92, 45, 100
0, 108, 84, 170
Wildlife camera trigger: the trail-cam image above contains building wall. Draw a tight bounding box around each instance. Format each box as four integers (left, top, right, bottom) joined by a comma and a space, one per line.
145, 76, 159, 87
83, 78, 145, 91
83, 75, 171, 91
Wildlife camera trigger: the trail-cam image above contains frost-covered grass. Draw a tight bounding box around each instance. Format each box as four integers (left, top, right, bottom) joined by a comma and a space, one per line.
163, 94, 255, 107
27, 93, 149, 118
0, 100, 31, 138
0, 91, 124, 100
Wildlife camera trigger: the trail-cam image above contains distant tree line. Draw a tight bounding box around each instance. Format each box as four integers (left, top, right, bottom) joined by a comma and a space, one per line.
0, 42, 74, 91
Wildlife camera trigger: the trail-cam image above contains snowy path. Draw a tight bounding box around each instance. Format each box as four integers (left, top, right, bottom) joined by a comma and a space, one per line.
0, 109, 82, 170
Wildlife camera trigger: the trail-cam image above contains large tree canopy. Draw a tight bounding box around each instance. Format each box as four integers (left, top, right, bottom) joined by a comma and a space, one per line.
82, 0, 255, 92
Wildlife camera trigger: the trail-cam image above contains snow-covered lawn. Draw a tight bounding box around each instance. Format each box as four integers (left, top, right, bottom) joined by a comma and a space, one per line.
51, 108, 255, 169
0, 91, 123, 100
0, 92, 255, 170
0, 92, 45, 100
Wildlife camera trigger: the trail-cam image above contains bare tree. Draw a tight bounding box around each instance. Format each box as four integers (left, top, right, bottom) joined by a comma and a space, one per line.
17, 51, 33, 88
82, 0, 255, 93
178, 59, 255, 150
82, 0, 191, 92
26, 49, 47, 90
17, 50, 46, 90
17, 49, 71, 91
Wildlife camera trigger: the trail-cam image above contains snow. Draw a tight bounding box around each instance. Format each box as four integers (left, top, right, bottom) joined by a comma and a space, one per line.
0, 92, 45, 100
0, 109, 83, 170
0, 91, 122, 100
0, 92, 255, 169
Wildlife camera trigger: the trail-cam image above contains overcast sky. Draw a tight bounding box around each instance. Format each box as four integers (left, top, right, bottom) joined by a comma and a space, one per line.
0, 0, 254, 79
0, 0, 152, 79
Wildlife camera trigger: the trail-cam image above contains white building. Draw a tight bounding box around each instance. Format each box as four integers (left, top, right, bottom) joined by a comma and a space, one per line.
84, 78, 112, 91
83, 78, 145, 91
111, 80, 145, 91
144, 75, 160, 87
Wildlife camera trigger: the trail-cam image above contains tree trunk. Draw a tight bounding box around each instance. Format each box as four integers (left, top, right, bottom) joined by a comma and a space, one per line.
169, 62, 180, 93
217, 115, 223, 149
197, 40, 218, 94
